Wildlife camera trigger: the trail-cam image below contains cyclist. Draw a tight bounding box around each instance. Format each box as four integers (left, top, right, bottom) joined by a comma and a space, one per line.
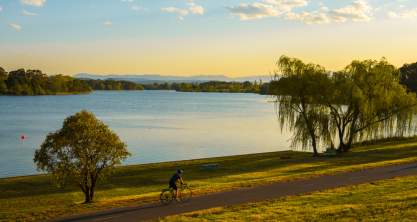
169, 169, 184, 200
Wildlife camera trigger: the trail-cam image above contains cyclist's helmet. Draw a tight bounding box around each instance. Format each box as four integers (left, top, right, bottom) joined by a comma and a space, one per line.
177, 169, 184, 174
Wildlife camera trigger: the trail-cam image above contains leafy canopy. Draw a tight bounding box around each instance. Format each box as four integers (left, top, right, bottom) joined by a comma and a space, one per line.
270, 56, 417, 154
34, 110, 130, 202
270, 56, 331, 155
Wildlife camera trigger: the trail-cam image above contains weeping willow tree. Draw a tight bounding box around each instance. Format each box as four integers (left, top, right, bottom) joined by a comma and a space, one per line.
327, 59, 417, 152
270, 56, 417, 155
270, 56, 332, 156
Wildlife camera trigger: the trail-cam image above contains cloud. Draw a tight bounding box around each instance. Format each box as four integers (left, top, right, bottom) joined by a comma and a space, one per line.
0, 5, 3, 12
188, 2, 205, 15
9, 23, 22, 31
287, 7, 330, 24
21, 0, 46, 7
161, 1, 205, 20
227, 0, 308, 20
22, 9, 38, 16
161, 7, 189, 20
104, 21, 113, 26
228, 0, 373, 24
287, 0, 373, 24
388, 8, 417, 19
330, 0, 372, 22
228, 2, 281, 20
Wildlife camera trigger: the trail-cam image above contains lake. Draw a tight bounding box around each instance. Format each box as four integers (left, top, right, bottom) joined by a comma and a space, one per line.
0, 91, 291, 178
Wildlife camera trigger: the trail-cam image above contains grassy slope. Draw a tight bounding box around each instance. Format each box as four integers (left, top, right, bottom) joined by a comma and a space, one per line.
1, 140, 417, 221
161, 175, 417, 222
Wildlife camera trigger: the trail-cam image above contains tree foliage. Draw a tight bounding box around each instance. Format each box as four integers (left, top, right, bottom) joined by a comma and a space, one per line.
399, 62, 417, 92
0, 67, 7, 94
326, 59, 417, 152
34, 111, 130, 203
84, 79, 144, 90
270, 56, 417, 155
0, 67, 151, 95
0, 68, 91, 95
143, 81, 269, 94
270, 56, 331, 156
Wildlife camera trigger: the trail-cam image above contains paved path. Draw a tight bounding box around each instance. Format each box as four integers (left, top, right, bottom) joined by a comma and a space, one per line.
52, 162, 417, 222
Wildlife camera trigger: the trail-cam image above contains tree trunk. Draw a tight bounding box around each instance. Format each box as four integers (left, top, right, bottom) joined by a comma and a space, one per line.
89, 188, 94, 202
311, 136, 318, 157
83, 187, 91, 203
89, 174, 97, 202
300, 102, 319, 157
338, 112, 359, 153
344, 134, 355, 152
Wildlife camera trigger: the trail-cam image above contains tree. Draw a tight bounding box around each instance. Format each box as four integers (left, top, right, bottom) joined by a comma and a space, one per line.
329, 59, 417, 152
270, 56, 417, 155
270, 56, 331, 156
399, 62, 417, 92
0, 67, 7, 93
34, 111, 130, 203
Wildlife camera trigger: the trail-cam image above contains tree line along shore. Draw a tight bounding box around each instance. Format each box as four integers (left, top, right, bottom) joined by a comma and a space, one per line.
1, 61, 416, 96
0, 67, 269, 96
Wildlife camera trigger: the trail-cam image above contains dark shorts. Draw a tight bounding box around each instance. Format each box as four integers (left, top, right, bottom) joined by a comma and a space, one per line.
169, 182, 177, 190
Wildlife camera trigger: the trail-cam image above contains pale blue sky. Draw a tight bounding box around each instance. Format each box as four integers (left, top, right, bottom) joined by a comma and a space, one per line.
0, 0, 417, 76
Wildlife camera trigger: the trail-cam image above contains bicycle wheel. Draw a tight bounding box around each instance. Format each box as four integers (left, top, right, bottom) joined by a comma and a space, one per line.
179, 185, 192, 203
160, 189, 173, 205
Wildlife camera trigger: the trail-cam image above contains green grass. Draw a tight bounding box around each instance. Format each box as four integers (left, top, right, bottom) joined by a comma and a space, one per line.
161, 175, 417, 222
1, 140, 417, 221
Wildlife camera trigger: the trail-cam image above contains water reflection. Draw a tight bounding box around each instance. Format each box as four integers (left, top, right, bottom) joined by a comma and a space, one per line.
0, 91, 291, 178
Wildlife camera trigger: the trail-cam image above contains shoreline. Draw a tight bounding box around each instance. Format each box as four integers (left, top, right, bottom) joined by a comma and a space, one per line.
0, 89, 265, 96
0, 150, 296, 180
3, 136, 416, 180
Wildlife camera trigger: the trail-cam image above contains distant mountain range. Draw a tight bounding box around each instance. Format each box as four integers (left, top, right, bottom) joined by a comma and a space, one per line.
75, 74, 273, 84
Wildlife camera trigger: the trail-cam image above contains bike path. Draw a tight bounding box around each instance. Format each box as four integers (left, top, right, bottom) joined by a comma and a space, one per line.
51, 162, 417, 222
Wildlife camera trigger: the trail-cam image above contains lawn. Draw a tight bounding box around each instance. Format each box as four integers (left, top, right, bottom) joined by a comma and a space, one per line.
161, 175, 417, 222
1, 139, 417, 221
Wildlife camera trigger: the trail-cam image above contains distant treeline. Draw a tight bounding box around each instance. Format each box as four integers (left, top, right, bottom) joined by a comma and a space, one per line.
0, 66, 271, 95
0, 68, 91, 95
0, 68, 147, 95
142, 81, 270, 94
84, 79, 144, 90
3, 61, 417, 96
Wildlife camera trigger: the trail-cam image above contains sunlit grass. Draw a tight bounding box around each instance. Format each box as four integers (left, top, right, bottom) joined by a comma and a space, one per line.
161, 175, 417, 222
1, 140, 417, 221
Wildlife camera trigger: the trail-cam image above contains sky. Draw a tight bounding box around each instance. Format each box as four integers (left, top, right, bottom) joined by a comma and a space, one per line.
0, 0, 417, 76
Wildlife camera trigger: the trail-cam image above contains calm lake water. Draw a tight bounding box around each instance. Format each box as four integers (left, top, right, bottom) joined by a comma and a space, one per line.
0, 91, 291, 178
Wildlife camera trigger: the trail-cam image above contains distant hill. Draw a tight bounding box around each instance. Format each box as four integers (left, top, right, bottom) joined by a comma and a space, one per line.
74, 74, 273, 84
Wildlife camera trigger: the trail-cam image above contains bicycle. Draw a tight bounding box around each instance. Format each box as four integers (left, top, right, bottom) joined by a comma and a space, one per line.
160, 184, 192, 205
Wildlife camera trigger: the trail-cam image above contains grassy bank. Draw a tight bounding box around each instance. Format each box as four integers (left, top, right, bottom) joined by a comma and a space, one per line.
2, 140, 417, 221
161, 175, 417, 222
